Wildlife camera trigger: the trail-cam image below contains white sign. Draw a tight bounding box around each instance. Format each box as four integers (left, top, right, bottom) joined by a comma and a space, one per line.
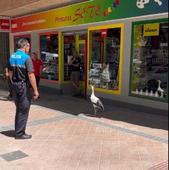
136, 0, 162, 9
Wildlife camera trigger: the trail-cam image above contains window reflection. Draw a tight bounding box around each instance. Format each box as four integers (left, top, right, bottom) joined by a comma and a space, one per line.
131, 21, 168, 100
40, 33, 58, 81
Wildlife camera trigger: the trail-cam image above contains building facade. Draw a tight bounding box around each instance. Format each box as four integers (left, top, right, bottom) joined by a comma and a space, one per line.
8, 0, 168, 111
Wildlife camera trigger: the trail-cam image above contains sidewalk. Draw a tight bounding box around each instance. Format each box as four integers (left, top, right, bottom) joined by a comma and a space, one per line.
0, 88, 168, 170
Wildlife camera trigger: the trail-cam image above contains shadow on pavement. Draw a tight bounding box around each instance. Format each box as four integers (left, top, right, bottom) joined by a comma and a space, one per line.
33, 86, 168, 131
0, 130, 15, 138
0, 85, 168, 131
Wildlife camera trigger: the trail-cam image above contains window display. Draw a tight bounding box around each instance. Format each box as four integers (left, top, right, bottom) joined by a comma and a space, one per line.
89, 27, 122, 91
40, 33, 58, 81
130, 19, 168, 101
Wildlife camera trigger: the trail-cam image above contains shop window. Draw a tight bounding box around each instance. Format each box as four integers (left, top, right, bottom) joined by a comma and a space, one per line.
130, 19, 168, 101
40, 33, 58, 81
89, 27, 121, 91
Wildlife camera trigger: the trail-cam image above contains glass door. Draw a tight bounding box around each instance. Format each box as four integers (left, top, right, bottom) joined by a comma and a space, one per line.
77, 33, 87, 97
63, 34, 75, 81
63, 31, 87, 96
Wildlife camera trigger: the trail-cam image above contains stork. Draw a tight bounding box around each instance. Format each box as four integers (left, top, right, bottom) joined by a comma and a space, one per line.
90, 85, 104, 115
157, 80, 164, 92
157, 80, 164, 97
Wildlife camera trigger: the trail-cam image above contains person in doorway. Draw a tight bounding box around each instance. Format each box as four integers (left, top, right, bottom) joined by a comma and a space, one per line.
31, 52, 43, 88
9, 38, 39, 140
4, 63, 12, 99
68, 51, 81, 96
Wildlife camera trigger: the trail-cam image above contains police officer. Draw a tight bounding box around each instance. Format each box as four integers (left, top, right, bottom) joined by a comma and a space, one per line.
9, 38, 39, 139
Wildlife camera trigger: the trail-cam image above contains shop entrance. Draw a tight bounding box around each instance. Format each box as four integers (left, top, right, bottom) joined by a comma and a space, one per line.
63, 31, 87, 97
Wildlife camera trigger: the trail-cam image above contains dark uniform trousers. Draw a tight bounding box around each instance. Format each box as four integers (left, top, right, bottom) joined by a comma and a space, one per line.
12, 82, 32, 136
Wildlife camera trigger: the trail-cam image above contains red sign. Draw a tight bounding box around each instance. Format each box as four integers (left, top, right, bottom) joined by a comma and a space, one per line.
0, 19, 10, 31
101, 29, 107, 38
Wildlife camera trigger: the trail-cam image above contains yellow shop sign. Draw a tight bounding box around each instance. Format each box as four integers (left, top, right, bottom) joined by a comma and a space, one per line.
143, 23, 160, 36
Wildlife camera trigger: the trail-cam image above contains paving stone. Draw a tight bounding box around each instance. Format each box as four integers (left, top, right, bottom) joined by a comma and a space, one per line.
0, 88, 168, 170
0, 150, 28, 162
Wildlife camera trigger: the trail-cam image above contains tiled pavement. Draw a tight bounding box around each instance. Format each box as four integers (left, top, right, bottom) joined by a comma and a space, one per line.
0, 88, 168, 170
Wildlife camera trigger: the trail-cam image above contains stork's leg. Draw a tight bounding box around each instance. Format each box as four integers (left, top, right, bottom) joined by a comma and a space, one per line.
93, 105, 97, 116
94, 108, 96, 115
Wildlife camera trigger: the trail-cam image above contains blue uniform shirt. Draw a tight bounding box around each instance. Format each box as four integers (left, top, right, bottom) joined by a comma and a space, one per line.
9, 50, 34, 82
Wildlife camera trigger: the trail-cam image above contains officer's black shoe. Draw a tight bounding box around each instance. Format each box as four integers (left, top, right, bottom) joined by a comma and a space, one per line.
15, 134, 32, 140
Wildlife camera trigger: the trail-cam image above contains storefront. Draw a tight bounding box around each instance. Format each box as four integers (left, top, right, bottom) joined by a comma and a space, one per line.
0, 18, 10, 75
9, 0, 168, 110
130, 18, 168, 102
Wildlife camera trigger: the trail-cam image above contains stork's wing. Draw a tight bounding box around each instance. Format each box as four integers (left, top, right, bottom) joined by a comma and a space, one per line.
96, 99, 104, 111
90, 93, 104, 111
90, 95, 99, 104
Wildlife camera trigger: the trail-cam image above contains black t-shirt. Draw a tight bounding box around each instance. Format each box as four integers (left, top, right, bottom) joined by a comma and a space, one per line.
71, 57, 81, 72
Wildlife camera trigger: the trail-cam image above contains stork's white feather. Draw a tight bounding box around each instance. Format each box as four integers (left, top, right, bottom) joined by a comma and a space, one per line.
90, 85, 104, 113
90, 92, 99, 104
157, 80, 164, 93
90, 86, 99, 103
